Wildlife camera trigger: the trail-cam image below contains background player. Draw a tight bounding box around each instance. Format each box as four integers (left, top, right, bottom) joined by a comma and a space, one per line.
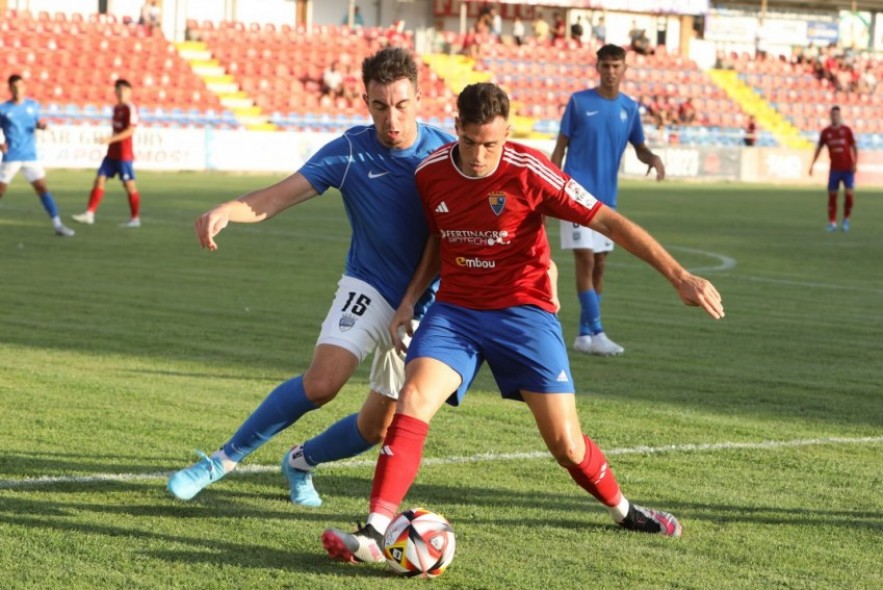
809, 105, 857, 232
167, 47, 453, 507
0, 74, 75, 237
551, 44, 665, 357
322, 83, 724, 564
72, 79, 142, 228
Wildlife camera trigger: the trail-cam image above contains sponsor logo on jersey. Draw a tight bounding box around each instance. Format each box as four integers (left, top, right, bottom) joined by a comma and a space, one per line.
440, 229, 511, 246
338, 313, 356, 332
488, 192, 506, 215
564, 178, 597, 208
455, 256, 496, 269
435, 201, 450, 213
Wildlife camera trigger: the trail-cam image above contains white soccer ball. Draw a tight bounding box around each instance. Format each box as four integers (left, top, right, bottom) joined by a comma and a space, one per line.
382, 507, 456, 578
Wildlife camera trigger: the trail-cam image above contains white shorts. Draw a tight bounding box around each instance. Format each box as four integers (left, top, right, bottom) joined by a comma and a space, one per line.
0, 160, 46, 184
559, 220, 614, 253
317, 275, 413, 399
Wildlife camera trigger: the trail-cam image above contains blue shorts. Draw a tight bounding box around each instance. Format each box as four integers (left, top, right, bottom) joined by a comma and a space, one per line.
98, 157, 136, 181
827, 171, 854, 191
406, 302, 575, 406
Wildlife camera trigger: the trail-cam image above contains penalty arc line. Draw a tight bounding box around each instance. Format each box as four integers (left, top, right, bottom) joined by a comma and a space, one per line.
1, 435, 881, 490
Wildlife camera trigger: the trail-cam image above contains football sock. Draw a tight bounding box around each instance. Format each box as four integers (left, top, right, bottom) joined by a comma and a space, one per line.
210, 448, 238, 474
369, 413, 429, 520
827, 192, 837, 223
128, 191, 141, 219
844, 191, 854, 219
222, 375, 318, 462
38, 192, 58, 218
366, 513, 393, 535
577, 289, 603, 336
87, 187, 104, 213
298, 412, 373, 469
566, 435, 625, 517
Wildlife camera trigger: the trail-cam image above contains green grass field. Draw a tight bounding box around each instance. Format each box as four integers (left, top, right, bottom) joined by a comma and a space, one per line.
1, 170, 881, 590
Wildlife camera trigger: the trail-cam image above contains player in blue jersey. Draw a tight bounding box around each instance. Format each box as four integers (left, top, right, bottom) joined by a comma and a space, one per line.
551, 44, 664, 356
0, 75, 75, 237
167, 47, 454, 506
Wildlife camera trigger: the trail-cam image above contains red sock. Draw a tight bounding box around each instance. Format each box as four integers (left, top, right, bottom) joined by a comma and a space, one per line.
566, 435, 623, 507
87, 187, 105, 213
827, 192, 837, 223
844, 191, 854, 219
369, 414, 429, 519
128, 191, 141, 219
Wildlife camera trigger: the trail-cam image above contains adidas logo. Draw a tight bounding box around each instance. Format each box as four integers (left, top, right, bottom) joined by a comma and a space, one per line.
434, 201, 449, 213
556, 370, 569, 382
380, 445, 395, 456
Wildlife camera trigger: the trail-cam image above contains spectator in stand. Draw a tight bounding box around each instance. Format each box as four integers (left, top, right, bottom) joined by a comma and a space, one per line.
139, 1, 160, 31
629, 21, 651, 55
322, 62, 344, 98
678, 98, 696, 125
744, 115, 757, 147
570, 16, 585, 45
592, 16, 606, 44
513, 16, 525, 46
859, 65, 877, 94
552, 12, 566, 42
533, 11, 550, 43
491, 8, 502, 42
343, 5, 365, 27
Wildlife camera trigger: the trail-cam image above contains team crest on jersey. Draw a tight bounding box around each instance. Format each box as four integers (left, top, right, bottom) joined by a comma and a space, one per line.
620, 108, 628, 122
488, 192, 506, 216
339, 314, 356, 332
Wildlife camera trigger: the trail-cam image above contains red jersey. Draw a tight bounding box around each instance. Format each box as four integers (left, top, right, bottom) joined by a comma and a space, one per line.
415, 141, 603, 312
107, 102, 138, 161
818, 125, 856, 172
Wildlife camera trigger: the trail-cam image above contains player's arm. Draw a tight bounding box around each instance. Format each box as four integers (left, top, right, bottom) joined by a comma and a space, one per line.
550, 133, 569, 168
36, 118, 48, 130
194, 172, 319, 251
809, 139, 824, 175
100, 126, 136, 145
390, 234, 441, 353
634, 142, 665, 180
851, 132, 858, 173
588, 206, 724, 319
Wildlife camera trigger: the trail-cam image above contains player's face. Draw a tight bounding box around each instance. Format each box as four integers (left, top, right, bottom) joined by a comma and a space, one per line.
830, 109, 842, 126
9, 79, 24, 101
363, 78, 420, 149
454, 115, 510, 178
115, 85, 131, 103
596, 58, 627, 92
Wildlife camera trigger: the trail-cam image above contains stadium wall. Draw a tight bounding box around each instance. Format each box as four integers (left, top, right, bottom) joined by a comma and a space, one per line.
32, 125, 883, 185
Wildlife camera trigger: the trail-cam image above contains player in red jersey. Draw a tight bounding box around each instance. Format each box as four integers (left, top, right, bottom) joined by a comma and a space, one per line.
322, 83, 724, 564
809, 106, 857, 232
72, 79, 142, 228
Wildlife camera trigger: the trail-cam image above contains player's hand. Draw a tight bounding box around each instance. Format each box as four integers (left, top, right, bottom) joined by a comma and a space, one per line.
194, 204, 231, 251
389, 302, 416, 355
98, 136, 112, 145
808, 166, 814, 176
0, 143, 7, 154
646, 155, 665, 181
674, 273, 724, 319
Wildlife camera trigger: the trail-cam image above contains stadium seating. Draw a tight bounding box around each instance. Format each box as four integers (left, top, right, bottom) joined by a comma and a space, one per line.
0, 10, 231, 128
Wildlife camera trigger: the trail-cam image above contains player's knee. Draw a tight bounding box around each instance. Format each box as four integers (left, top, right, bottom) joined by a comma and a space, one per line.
301, 373, 345, 405
359, 419, 388, 444
546, 437, 583, 467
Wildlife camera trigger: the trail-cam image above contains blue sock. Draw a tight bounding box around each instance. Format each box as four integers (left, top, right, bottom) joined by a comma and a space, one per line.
223, 375, 318, 462
38, 192, 59, 218
300, 412, 373, 468
577, 289, 603, 335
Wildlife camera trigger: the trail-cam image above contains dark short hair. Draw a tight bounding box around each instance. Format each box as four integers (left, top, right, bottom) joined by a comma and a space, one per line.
597, 44, 627, 61
115, 78, 132, 89
457, 83, 509, 125
831, 105, 840, 112
361, 47, 418, 88
8, 74, 23, 86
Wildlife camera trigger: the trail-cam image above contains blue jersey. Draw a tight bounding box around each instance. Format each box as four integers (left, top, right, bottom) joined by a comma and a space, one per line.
299, 123, 453, 314
0, 98, 42, 161
559, 89, 644, 208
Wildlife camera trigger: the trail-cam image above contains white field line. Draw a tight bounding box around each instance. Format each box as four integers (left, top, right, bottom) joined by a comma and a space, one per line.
1, 435, 881, 490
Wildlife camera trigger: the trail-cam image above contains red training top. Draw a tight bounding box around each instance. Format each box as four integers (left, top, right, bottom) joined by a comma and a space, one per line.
107, 102, 139, 161
818, 125, 856, 172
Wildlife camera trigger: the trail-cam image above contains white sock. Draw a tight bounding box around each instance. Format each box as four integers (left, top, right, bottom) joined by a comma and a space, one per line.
51, 216, 62, 228
211, 449, 238, 474
608, 496, 631, 523
366, 513, 392, 534
287, 445, 313, 471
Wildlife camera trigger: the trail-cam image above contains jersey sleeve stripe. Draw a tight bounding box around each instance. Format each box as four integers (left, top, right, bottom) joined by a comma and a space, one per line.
502, 149, 565, 190
415, 148, 450, 174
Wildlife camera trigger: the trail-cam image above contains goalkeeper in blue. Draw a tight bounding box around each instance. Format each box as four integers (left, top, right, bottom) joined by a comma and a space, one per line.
167, 47, 453, 506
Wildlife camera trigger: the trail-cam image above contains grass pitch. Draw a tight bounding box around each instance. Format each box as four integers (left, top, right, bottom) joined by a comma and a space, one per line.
1, 170, 881, 590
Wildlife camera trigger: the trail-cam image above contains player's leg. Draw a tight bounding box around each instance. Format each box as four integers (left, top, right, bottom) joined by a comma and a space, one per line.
72, 161, 110, 223
0, 161, 14, 198
561, 220, 599, 353
167, 276, 387, 500
825, 172, 839, 231
119, 165, 140, 227
586, 235, 623, 356
27, 165, 74, 237
842, 172, 855, 232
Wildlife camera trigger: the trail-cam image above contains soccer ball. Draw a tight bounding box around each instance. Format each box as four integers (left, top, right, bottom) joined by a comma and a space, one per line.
382, 507, 456, 578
